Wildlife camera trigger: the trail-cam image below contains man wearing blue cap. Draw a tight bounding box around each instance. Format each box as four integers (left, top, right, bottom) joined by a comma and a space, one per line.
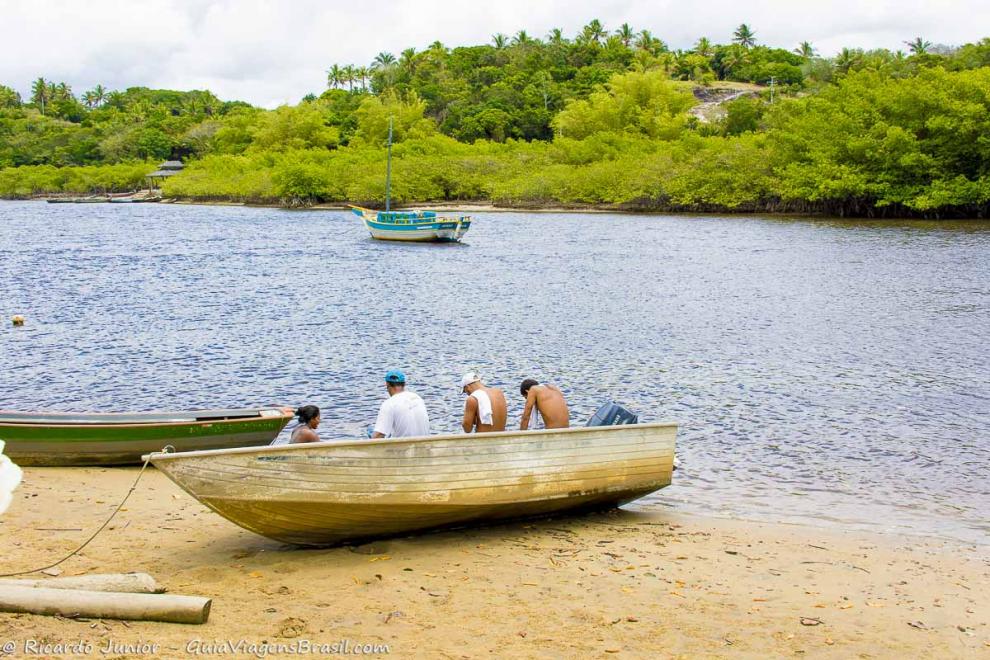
371, 370, 430, 439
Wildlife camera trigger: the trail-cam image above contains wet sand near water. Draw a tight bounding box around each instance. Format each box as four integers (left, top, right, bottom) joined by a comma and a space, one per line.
1, 467, 988, 658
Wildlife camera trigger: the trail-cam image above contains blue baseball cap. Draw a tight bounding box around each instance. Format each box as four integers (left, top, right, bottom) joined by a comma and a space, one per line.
384, 369, 406, 384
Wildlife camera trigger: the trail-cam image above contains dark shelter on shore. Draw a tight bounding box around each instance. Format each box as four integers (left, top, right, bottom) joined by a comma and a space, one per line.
146, 160, 184, 189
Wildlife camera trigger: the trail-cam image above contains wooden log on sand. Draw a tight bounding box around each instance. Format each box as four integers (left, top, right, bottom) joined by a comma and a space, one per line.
0, 573, 163, 594
0, 586, 211, 624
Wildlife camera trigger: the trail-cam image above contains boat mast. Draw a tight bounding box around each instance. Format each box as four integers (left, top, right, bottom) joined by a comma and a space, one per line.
385, 116, 393, 212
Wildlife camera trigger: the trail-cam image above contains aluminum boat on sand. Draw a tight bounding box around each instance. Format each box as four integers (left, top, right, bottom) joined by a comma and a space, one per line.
147, 422, 677, 546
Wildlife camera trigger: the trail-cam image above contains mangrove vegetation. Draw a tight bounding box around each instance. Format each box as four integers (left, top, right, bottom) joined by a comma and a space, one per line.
1, 22, 989, 216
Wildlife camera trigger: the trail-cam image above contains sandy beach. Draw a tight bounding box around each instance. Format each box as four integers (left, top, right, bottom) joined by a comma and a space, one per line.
0, 467, 986, 658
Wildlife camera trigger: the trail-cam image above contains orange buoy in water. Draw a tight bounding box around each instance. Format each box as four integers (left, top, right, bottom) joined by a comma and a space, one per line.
11, 315, 25, 326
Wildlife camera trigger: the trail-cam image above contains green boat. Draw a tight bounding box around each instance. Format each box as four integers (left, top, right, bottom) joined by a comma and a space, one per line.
0, 407, 294, 467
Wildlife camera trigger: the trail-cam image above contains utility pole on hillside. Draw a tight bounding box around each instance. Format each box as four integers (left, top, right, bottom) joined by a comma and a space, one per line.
769, 76, 776, 104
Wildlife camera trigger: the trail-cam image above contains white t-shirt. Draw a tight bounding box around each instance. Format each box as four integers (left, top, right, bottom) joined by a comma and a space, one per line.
374, 390, 430, 438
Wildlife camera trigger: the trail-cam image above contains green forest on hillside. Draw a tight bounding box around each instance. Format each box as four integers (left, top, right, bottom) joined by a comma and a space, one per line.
2, 22, 989, 216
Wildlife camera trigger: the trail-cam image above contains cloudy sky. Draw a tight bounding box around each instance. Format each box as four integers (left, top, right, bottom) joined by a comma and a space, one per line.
1, 0, 987, 108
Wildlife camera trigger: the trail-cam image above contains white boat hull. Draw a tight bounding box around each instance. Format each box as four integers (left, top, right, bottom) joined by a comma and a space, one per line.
366, 225, 466, 242
148, 423, 677, 546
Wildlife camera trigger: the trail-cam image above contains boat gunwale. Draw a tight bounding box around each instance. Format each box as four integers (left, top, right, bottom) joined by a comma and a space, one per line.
0, 407, 294, 429
145, 421, 678, 462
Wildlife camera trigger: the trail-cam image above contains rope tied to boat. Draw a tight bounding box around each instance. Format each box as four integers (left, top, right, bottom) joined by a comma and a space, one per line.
0, 454, 155, 577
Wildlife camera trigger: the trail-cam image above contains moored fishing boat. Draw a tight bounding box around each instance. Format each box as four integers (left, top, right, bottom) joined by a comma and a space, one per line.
1, 407, 294, 467
350, 206, 471, 242
46, 196, 107, 203
147, 422, 677, 546
350, 117, 471, 242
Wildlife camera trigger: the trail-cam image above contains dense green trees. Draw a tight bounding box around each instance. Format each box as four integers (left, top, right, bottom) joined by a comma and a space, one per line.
552, 71, 696, 139
1, 24, 989, 216
768, 67, 990, 213
0, 85, 256, 168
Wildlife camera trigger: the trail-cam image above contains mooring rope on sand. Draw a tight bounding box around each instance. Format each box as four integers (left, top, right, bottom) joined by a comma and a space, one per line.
0, 456, 155, 577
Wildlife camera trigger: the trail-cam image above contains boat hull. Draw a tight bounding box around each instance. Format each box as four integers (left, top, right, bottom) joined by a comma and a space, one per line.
366, 225, 468, 242
1, 408, 293, 467
148, 422, 677, 546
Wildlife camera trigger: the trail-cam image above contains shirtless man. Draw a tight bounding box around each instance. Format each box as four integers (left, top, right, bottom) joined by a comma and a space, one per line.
519, 378, 570, 430
460, 372, 507, 433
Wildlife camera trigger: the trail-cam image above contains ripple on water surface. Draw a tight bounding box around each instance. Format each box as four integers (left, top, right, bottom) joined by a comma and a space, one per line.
1, 202, 988, 544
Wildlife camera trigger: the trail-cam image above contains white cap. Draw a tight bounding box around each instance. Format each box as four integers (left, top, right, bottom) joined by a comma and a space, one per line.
459, 372, 481, 388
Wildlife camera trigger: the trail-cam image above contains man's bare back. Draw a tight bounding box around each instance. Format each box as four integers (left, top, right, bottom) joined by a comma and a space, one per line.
463, 385, 507, 433
520, 381, 569, 430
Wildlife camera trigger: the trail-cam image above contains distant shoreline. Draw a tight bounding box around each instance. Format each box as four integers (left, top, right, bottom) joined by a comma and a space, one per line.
8, 195, 973, 220
7, 195, 990, 220
7, 194, 788, 216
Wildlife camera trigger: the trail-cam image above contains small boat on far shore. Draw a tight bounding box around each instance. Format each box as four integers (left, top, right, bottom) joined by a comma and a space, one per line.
46, 197, 107, 204
1, 407, 294, 467
45, 191, 161, 204
107, 196, 160, 203
148, 422, 677, 546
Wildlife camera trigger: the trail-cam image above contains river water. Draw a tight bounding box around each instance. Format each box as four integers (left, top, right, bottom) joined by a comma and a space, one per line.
1, 201, 987, 543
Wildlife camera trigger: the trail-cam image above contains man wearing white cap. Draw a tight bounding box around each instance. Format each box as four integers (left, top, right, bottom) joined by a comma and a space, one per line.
460, 372, 507, 433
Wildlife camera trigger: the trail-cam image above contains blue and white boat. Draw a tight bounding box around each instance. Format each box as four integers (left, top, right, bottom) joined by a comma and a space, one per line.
351, 117, 472, 243
350, 206, 471, 242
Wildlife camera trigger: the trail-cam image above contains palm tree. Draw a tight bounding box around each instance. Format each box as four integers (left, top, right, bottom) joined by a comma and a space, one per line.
371, 52, 399, 91
371, 52, 396, 69
631, 49, 654, 72
604, 35, 625, 50
82, 84, 107, 108
733, 24, 757, 48
327, 64, 343, 89
533, 70, 552, 110
50, 82, 73, 102
794, 41, 816, 59
492, 33, 508, 49
657, 52, 676, 75
512, 30, 531, 46
694, 37, 714, 58
582, 19, 606, 45
428, 41, 446, 54
547, 28, 565, 45
342, 65, 356, 91
905, 37, 932, 55
719, 48, 746, 78
30, 77, 49, 114
400, 48, 417, 74
635, 30, 665, 55
357, 66, 370, 90
616, 23, 634, 47
834, 47, 862, 74
0, 85, 21, 109
104, 90, 126, 109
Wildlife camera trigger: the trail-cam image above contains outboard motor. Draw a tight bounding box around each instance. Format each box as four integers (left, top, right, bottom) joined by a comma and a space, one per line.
586, 402, 638, 427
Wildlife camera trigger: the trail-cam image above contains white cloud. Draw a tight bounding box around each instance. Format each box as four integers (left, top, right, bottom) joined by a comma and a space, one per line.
0, 0, 987, 107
